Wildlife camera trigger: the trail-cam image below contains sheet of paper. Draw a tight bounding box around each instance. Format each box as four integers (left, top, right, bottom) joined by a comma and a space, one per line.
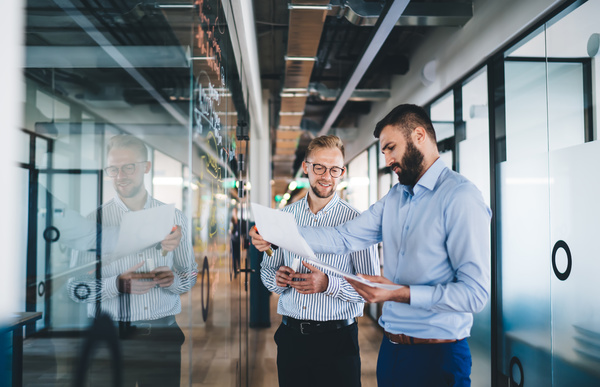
112, 204, 175, 257
304, 257, 403, 291
251, 202, 403, 291
251, 203, 317, 259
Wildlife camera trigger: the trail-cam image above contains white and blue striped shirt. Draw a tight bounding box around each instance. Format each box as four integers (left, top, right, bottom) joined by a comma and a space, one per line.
67, 194, 198, 322
260, 193, 379, 321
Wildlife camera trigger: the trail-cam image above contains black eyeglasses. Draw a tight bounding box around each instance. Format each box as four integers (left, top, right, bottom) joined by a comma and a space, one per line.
103, 162, 147, 177
305, 161, 345, 178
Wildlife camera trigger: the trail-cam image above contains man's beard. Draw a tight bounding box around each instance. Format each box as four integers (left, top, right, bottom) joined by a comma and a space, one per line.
311, 180, 336, 199
391, 140, 424, 186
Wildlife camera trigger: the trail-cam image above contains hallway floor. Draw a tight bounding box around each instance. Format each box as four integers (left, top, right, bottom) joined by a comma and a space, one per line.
21, 256, 383, 386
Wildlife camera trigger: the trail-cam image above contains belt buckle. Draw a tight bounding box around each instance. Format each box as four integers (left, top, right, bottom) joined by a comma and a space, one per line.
299, 322, 311, 335
138, 322, 151, 336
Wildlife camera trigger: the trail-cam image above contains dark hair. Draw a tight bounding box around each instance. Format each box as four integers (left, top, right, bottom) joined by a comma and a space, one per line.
305, 135, 345, 160
373, 104, 437, 143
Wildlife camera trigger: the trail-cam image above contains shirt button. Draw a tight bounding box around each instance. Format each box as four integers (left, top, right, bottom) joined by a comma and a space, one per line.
144, 306, 148, 310
302, 306, 306, 310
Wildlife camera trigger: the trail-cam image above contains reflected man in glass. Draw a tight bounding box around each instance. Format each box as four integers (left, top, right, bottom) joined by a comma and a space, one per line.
68, 134, 197, 386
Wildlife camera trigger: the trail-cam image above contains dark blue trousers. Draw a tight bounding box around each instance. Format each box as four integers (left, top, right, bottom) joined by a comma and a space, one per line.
377, 335, 472, 387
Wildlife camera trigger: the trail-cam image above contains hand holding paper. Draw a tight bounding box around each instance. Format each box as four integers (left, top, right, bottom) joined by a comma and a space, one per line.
251, 202, 402, 291
345, 274, 410, 304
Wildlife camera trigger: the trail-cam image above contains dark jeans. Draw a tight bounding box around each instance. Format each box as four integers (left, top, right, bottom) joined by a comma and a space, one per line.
377, 335, 472, 387
274, 321, 361, 387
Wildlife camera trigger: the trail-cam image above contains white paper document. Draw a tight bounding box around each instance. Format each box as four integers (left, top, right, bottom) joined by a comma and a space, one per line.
251, 203, 403, 291
112, 204, 175, 257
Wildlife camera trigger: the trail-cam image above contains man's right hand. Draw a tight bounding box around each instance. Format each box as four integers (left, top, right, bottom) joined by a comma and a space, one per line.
117, 261, 156, 294
275, 265, 295, 287
249, 226, 274, 253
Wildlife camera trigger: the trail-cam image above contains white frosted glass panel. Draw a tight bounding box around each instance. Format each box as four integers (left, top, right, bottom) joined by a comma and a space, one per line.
153, 150, 183, 211
346, 151, 369, 212
378, 172, 392, 200
17, 130, 30, 164
547, 62, 585, 151
505, 61, 549, 161
460, 69, 491, 387
368, 145, 378, 206
499, 155, 552, 386
49, 173, 98, 330
460, 70, 490, 206
430, 91, 453, 121
549, 141, 600, 384
545, 0, 600, 59
431, 92, 454, 142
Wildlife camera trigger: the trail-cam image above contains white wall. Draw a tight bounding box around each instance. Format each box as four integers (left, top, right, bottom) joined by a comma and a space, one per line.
345, 0, 563, 161
0, 0, 24, 323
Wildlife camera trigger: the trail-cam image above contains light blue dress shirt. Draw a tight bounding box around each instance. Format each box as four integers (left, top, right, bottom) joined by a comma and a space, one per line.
299, 159, 491, 339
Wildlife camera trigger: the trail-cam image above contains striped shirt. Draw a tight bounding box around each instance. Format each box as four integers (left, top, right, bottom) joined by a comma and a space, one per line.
260, 193, 380, 321
67, 194, 197, 322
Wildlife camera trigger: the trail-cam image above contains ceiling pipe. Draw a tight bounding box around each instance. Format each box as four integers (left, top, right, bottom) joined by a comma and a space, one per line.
333, 0, 473, 27
318, 0, 410, 136
309, 83, 390, 102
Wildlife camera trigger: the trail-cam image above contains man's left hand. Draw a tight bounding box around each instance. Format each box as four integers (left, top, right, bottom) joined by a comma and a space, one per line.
152, 266, 175, 288
346, 274, 410, 304
290, 261, 328, 294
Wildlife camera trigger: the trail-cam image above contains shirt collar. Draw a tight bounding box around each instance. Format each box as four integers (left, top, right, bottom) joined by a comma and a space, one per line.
113, 191, 151, 212
402, 157, 447, 197
303, 191, 340, 215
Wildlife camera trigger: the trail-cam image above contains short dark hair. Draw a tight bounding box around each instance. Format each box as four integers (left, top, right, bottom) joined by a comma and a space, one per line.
373, 104, 437, 143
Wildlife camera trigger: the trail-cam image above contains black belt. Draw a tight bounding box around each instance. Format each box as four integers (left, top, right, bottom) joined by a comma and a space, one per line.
282, 316, 356, 335
119, 315, 176, 337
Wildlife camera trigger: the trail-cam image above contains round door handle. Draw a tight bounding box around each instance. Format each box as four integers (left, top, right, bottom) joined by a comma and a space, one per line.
43, 226, 60, 242
552, 240, 572, 281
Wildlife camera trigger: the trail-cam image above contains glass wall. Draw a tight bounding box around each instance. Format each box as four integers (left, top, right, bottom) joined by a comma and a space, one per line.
459, 69, 491, 387
497, 1, 600, 385
7, 1, 250, 386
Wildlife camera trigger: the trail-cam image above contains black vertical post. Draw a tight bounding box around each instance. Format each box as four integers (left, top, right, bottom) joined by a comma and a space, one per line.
488, 53, 507, 387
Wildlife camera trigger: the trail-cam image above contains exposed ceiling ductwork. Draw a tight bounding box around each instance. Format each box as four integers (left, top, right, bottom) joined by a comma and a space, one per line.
335, 0, 473, 27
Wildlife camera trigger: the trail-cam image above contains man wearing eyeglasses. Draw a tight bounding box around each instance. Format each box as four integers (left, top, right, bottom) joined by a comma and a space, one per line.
68, 134, 197, 386
250, 135, 379, 387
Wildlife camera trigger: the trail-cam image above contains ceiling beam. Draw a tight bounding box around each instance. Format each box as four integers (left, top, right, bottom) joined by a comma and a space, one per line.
318, 0, 410, 136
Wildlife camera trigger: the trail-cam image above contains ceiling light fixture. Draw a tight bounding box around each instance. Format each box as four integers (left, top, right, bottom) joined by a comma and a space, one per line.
282, 88, 308, 93
288, 4, 332, 11
190, 56, 215, 60
280, 92, 309, 98
154, 4, 196, 9
284, 56, 317, 62
278, 126, 302, 130
279, 112, 304, 116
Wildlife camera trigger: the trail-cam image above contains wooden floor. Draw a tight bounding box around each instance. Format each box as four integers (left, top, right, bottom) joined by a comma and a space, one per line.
246, 293, 382, 387
21, 256, 383, 386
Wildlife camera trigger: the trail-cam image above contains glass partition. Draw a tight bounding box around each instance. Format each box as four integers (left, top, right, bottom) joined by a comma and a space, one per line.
460, 68, 491, 387
16, 1, 249, 386
497, 1, 600, 385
